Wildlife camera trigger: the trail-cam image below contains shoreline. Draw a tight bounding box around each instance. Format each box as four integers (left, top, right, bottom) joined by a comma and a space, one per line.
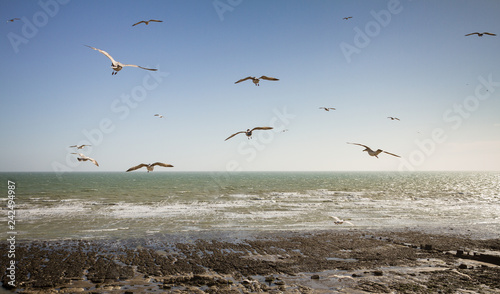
1, 228, 500, 293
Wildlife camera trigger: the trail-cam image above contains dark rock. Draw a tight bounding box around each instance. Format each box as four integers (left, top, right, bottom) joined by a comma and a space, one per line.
311, 274, 320, 279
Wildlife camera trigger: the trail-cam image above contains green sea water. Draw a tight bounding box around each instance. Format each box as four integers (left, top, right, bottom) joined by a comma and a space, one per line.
1, 171, 499, 240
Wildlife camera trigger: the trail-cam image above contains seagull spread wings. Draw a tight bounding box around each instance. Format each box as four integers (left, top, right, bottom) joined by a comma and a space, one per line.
465, 32, 496, 36
225, 127, 273, 141
71, 153, 99, 166
347, 142, 401, 158
132, 19, 163, 26
234, 76, 279, 84
69, 144, 91, 149
85, 45, 157, 71
126, 162, 173, 172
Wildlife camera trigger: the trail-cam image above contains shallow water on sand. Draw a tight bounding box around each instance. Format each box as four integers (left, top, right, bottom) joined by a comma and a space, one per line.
1, 171, 499, 240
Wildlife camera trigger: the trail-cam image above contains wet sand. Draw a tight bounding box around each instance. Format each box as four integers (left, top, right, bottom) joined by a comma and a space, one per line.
1, 229, 500, 293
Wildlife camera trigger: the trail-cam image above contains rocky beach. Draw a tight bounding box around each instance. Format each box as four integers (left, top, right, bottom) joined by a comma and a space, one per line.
1, 229, 500, 293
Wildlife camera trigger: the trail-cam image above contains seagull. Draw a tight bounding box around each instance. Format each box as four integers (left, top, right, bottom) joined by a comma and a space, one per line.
343, 16, 353, 20
6, 18, 20, 23
465, 32, 496, 37
319, 107, 336, 111
225, 127, 273, 141
69, 144, 91, 149
235, 76, 279, 86
347, 142, 401, 158
330, 216, 353, 225
132, 19, 163, 26
387, 116, 400, 121
71, 153, 99, 167
85, 45, 158, 75
126, 162, 173, 172
154, 114, 164, 118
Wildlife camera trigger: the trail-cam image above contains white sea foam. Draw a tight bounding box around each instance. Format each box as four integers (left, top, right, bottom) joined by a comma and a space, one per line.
7, 171, 500, 240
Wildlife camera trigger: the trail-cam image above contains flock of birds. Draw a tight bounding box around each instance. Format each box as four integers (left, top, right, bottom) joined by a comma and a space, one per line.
6, 15, 496, 173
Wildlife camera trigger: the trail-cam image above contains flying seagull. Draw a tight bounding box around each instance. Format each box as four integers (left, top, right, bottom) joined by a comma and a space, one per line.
347, 142, 401, 158
330, 216, 353, 225
343, 16, 353, 20
126, 162, 173, 172
465, 32, 496, 37
154, 114, 164, 118
235, 76, 279, 86
69, 144, 91, 149
132, 19, 163, 26
387, 116, 400, 121
6, 18, 20, 23
71, 153, 99, 167
85, 45, 158, 75
319, 107, 336, 111
225, 127, 273, 141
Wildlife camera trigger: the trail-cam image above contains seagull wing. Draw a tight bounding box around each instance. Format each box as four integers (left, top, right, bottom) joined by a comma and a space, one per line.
483, 32, 496, 36
71, 152, 85, 157
121, 64, 158, 71
259, 76, 279, 81
330, 216, 341, 222
225, 131, 245, 141
347, 142, 370, 149
87, 157, 99, 166
250, 127, 273, 132
148, 19, 163, 23
85, 45, 117, 64
126, 163, 148, 172
382, 150, 401, 158
69, 145, 77, 148
465, 32, 479, 36
132, 20, 146, 26
235, 77, 253, 84
151, 162, 174, 168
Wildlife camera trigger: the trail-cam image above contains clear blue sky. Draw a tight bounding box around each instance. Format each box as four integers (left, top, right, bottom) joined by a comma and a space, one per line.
1, 0, 499, 172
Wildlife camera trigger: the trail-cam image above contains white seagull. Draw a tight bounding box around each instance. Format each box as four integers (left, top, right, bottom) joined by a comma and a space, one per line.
126, 162, 173, 172
319, 107, 336, 111
387, 116, 400, 121
154, 114, 164, 118
71, 153, 99, 167
330, 216, 353, 225
225, 127, 273, 141
7, 18, 20, 23
235, 76, 279, 86
69, 144, 91, 149
347, 142, 401, 158
85, 45, 158, 75
132, 19, 163, 26
465, 32, 496, 37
